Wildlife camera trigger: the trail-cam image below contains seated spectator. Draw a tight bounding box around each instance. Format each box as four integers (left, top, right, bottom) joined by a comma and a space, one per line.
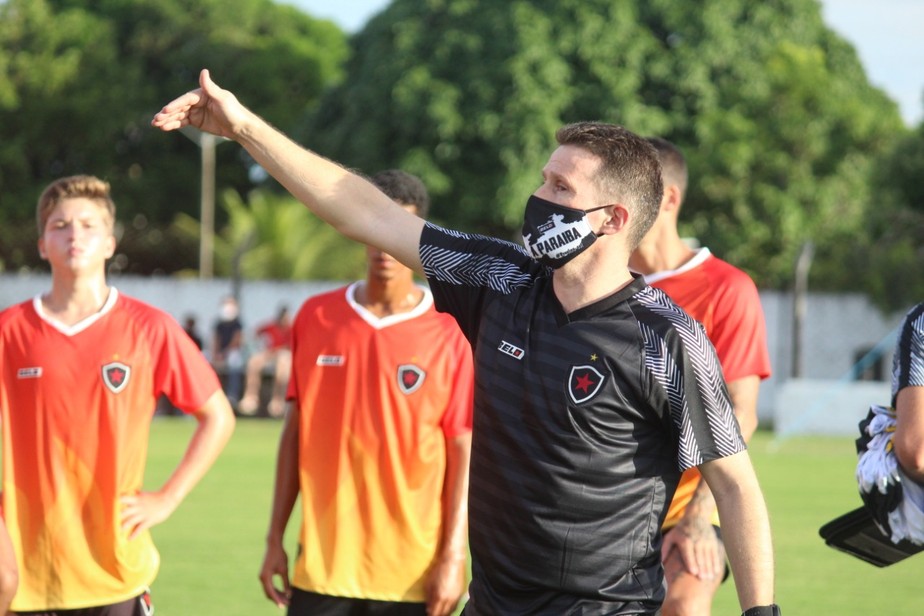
210, 296, 244, 406
238, 306, 292, 418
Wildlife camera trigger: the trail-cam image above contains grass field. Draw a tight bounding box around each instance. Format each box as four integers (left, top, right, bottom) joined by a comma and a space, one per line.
145, 418, 923, 615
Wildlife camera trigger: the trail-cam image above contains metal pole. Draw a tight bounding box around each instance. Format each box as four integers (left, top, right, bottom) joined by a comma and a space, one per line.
199, 133, 216, 279
791, 241, 814, 378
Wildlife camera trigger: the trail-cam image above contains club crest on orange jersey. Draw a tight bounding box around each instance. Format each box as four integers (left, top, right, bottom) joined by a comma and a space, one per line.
568, 365, 605, 404
397, 364, 426, 394
102, 361, 131, 394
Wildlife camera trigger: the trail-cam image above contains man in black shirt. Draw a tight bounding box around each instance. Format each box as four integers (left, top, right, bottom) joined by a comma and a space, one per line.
153, 70, 780, 616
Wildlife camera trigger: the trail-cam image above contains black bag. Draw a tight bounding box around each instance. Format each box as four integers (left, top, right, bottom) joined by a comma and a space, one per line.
819, 505, 924, 567
819, 405, 924, 566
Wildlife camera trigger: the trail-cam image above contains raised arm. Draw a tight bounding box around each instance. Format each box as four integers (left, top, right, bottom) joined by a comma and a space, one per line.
151, 69, 425, 272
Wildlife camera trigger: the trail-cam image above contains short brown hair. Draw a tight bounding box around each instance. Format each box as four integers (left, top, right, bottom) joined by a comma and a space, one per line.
555, 122, 662, 248
645, 137, 688, 202
37, 175, 116, 235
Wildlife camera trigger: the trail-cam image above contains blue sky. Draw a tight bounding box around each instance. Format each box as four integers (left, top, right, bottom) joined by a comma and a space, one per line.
287, 0, 923, 127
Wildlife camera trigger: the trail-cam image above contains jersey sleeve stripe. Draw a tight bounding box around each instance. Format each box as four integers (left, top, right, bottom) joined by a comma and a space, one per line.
637, 288, 743, 470
894, 304, 924, 397
420, 223, 536, 294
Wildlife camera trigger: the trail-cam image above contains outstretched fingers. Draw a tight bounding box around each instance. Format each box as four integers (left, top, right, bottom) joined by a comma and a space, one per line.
151, 91, 203, 131
150, 69, 246, 139
151, 70, 216, 131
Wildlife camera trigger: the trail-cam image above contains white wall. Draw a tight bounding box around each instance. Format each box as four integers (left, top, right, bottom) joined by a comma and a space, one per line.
0, 273, 343, 351
774, 379, 891, 438
757, 291, 907, 429
1, 273, 913, 435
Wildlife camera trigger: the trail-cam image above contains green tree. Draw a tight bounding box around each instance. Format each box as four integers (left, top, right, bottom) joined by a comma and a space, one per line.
0, 0, 347, 274
832, 123, 924, 312
173, 189, 367, 281
307, 0, 904, 293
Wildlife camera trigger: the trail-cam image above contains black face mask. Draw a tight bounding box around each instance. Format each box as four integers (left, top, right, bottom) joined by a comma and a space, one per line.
520, 195, 610, 268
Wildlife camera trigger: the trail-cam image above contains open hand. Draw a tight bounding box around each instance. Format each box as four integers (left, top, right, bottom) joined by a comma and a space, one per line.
151, 69, 249, 139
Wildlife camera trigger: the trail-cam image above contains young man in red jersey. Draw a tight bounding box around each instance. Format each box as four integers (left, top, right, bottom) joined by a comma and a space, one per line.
258, 170, 473, 616
630, 138, 772, 616
0, 175, 236, 615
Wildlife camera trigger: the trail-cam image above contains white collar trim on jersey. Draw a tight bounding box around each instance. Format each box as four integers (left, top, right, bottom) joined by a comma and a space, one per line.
346, 281, 434, 330
642, 247, 712, 285
33, 287, 119, 336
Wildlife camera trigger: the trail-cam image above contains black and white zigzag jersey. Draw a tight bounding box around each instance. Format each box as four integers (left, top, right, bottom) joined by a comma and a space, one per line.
892, 302, 924, 407
420, 223, 745, 615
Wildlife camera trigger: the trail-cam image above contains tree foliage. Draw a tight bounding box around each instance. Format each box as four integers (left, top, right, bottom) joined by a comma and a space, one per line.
836, 124, 924, 312
172, 189, 367, 281
3, 0, 917, 301
307, 0, 906, 295
0, 0, 347, 274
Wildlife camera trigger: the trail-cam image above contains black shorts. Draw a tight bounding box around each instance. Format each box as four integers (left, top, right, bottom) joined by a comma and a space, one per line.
461, 605, 660, 615
16, 590, 154, 616
288, 588, 426, 616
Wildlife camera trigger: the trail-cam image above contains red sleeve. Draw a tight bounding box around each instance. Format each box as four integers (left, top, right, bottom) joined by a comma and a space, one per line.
710, 271, 772, 382
153, 314, 223, 413
286, 300, 313, 403
439, 324, 474, 438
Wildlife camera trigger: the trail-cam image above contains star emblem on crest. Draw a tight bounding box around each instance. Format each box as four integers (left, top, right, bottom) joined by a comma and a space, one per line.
567, 364, 606, 404
102, 361, 132, 394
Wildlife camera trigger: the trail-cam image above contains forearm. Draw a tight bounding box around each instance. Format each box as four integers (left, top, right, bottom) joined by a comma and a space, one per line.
234, 112, 425, 272
702, 453, 775, 609
719, 494, 774, 608
266, 405, 301, 544
438, 434, 471, 561
727, 375, 760, 442
159, 391, 235, 506
683, 474, 717, 523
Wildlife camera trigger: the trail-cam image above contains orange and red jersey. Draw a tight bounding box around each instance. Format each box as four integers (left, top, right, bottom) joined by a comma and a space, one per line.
0, 289, 221, 611
287, 283, 473, 602
644, 249, 771, 529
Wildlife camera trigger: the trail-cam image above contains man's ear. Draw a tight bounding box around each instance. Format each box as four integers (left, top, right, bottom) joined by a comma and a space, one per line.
37, 238, 47, 260
662, 184, 683, 214
600, 204, 630, 236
